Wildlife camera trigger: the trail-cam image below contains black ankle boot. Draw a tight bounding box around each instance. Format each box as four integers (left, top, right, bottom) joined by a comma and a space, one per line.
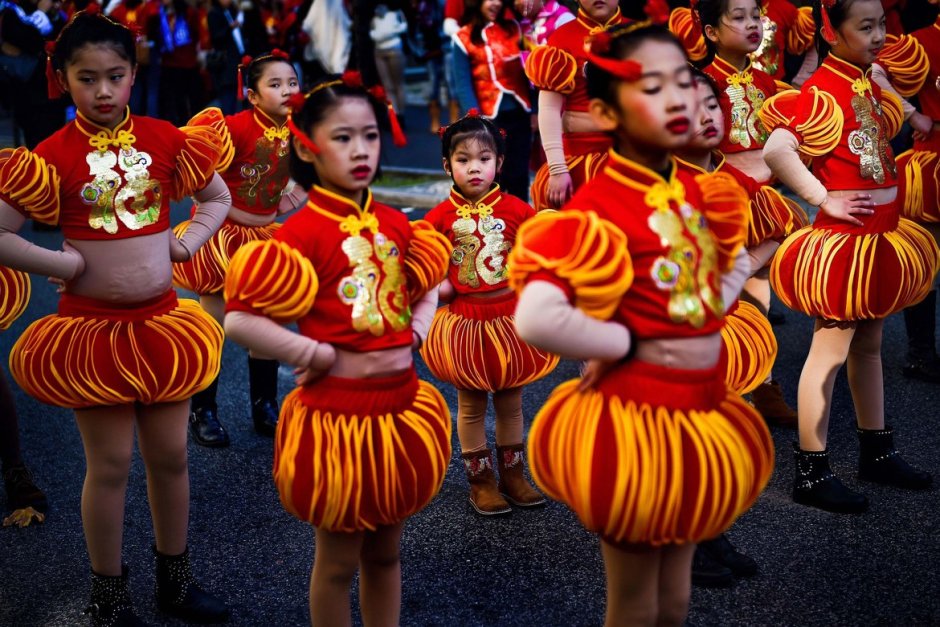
85, 566, 147, 626
902, 289, 940, 384
247, 357, 279, 436
691, 544, 734, 588
189, 378, 229, 448
857, 427, 933, 490
699, 533, 757, 578
792, 444, 868, 514
154, 547, 230, 623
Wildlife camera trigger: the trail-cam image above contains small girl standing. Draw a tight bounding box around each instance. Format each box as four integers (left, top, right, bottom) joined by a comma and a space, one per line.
173, 49, 301, 447
420, 111, 558, 515
511, 23, 773, 625
760, 0, 939, 513
452, 0, 534, 201
0, 11, 230, 624
223, 73, 453, 624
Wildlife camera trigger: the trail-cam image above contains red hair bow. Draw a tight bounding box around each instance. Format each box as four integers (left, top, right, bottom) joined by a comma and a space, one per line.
271, 48, 289, 60
341, 70, 363, 88
466, 107, 481, 118
584, 36, 643, 82
644, 0, 670, 25
820, 0, 837, 44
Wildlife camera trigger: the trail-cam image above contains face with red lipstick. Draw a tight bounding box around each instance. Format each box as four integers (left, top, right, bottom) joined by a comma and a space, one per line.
590, 38, 697, 170
687, 76, 725, 151
246, 60, 300, 124
444, 137, 503, 203
703, 0, 763, 60
59, 43, 135, 130
295, 96, 381, 204
830, 0, 886, 67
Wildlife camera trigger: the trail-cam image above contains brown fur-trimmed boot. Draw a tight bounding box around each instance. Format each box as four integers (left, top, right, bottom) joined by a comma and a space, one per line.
462, 449, 511, 516
496, 444, 546, 507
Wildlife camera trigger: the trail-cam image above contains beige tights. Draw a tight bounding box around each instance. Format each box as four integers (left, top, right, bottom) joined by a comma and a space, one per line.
456, 387, 524, 453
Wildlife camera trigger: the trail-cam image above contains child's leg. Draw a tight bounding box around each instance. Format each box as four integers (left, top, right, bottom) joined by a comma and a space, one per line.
75, 405, 137, 576
493, 387, 544, 506
599, 541, 661, 627
310, 527, 365, 627
458, 389, 510, 515
656, 543, 696, 627
847, 318, 885, 431
744, 273, 797, 426
797, 320, 856, 451
136, 400, 190, 556
0, 369, 23, 470
359, 522, 404, 627
456, 389, 488, 453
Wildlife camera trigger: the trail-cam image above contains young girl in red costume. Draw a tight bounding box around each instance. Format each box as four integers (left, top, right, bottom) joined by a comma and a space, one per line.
0, 11, 231, 625
511, 23, 774, 625
222, 72, 452, 624
173, 49, 301, 447
760, 0, 939, 513
420, 111, 557, 515
525, 0, 627, 210
452, 0, 534, 202
696, 0, 805, 427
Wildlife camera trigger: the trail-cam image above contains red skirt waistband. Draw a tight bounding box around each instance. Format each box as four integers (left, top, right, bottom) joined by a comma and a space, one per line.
562, 132, 613, 155
596, 359, 725, 410
296, 368, 420, 415
814, 200, 899, 235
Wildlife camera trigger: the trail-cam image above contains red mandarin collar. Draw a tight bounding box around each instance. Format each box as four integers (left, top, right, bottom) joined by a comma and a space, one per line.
576, 7, 623, 32
604, 149, 679, 189
74, 107, 136, 152
822, 54, 872, 82
448, 185, 501, 211
306, 185, 374, 218
710, 55, 754, 79
252, 107, 289, 137
676, 151, 726, 175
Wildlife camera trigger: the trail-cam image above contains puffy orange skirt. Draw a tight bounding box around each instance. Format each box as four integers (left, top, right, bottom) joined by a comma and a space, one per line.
898, 134, 940, 223
770, 201, 940, 320
530, 132, 612, 212
528, 360, 774, 547
719, 300, 777, 395
9, 290, 222, 408
0, 266, 30, 331
420, 290, 558, 392
172, 219, 281, 294
747, 186, 809, 249
274, 369, 452, 532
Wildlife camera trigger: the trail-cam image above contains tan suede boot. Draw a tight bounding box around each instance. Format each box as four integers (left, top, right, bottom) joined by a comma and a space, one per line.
496, 444, 546, 507
462, 449, 511, 516
448, 99, 460, 124
428, 100, 441, 134
750, 380, 797, 428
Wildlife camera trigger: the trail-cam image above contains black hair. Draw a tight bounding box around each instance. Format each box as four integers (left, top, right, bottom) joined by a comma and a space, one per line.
51, 11, 136, 72
440, 114, 505, 163
812, 0, 866, 64
693, 0, 763, 65
462, 0, 514, 45
288, 78, 386, 191
690, 65, 720, 99
585, 23, 687, 105
244, 53, 296, 94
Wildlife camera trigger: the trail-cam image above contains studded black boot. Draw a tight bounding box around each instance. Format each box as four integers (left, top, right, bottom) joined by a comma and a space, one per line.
792, 444, 868, 514
154, 547, 230, 623
188, 377, 229, 448
857, 427, 933, 490
247, 357, 279, 436
85, 566, 146, 627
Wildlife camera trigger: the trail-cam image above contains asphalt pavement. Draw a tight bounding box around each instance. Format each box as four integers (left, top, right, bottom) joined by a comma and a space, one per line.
1, 107, 939, 626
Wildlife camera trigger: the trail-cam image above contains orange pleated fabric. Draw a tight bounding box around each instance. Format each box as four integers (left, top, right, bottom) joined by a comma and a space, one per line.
876, 34, 930, 98
172, 220, 281, 294
274, 369, 452, 531
420, 290, 559, 392
530, 134, 611, 212
10, 291, 222, 408
0, 266, 30, 331
770, 204, 940, 320
404, 220, 452, 303
524, 44, 577, 94
747, 185, 809, 248
897, 134, 940, 224
719, 300, 777, 395
527, 359, 774, 547
668, 7, 707, 62
0, 147, 60, 225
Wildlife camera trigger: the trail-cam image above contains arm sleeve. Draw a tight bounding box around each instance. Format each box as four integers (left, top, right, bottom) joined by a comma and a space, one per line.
403, 220, 452, 303
224, 310, 332, 368
515, 280, 631, 360
224, 239, 319, 324
872, 63, 915, 120
762, 128, 828, 207
451, 38, 480, 112
277, 179, 307, 215
172, 173, 230, 261
0, 200, 83, 279
721, 246, 751, 312
537, 90, 567, 175
410, 284, 439, 344
759, 87, 843, 158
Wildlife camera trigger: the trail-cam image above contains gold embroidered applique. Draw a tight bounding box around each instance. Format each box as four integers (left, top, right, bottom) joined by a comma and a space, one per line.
82, 146, 160, 234
449, 199, 510, 287
237, 132, 291, 208
726, 71, 768, 149
752, 14, 779, 76
846, 78, 895, 184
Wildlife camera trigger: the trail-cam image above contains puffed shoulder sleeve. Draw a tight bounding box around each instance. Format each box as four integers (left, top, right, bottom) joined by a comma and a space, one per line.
668, 7, 707, 61
875, 35, 929, 98
694, 172, 748, 272
403, 219, 452, 302
879, 89, 905, 139
0, 147, 61, 225
786, 6, 815, 55
759, 87, 843, 157
188, 107, 235, 172
224, 239, 319, 324
525, 45, 577, 94
170, 123, 227, 201
508, 210, 633, 320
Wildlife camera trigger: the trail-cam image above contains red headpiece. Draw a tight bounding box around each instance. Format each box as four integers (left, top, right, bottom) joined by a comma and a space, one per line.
583, 32, 643, 82
45, 40, 64, 100
820, 0, 837, 45
643, 0, 670, 25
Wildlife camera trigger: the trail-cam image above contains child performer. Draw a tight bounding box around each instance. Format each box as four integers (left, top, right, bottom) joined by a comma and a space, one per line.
222, 72, 453, 624
1, 267, 47, 528
760, 0, 939, 514
420, 111, 558, 515
0, 11, 231, 625
173, 49, 302, 447
877, 11, 940, 382
510, 23, 774, 625
452, 0, 534, 201
525, 0, 627, 210
697, 0, 804, 426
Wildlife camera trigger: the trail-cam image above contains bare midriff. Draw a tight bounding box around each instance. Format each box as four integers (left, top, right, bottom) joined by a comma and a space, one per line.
329, 346, 414, 379
562, 110, 598, 134
830, 186, 897, 205
724, 150, 773, 184
633, 333, 723, 370
66, 231, 175, 302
